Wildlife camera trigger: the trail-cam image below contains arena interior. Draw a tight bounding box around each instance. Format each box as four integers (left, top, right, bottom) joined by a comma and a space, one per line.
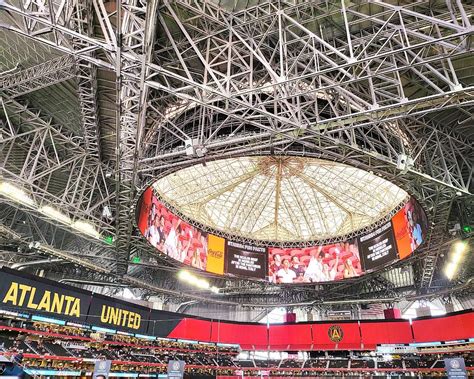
0, 0, 473, 378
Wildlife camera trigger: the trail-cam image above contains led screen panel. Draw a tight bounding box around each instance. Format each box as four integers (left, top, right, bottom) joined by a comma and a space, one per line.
207, 234, 226, 275
167, 318, 213, 341
268, 324, 313, 350
211, 322, 268, 348
137, 188, 211, 272
312, 322, 361, 350
268, 239, 362, 284
392, 197, 428, 259
137, 188, 426, 284
0, 267, 91, 323
87, 294, 150, 334
358, 222, 398, 271
225, 241, 267, 279
411, 313, 474, 343
360, 321, 413, 346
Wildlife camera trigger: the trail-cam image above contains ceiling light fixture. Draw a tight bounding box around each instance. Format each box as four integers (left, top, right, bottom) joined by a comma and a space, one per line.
0, 181, 35, 207
177, 270, 218, 293
0, 183, 104, 241
39, 205, 71, 225
444, 240, 469, 280
72, 220, 100, 239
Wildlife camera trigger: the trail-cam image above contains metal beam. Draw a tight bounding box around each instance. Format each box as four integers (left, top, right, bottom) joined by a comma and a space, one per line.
0, 55, 76, 98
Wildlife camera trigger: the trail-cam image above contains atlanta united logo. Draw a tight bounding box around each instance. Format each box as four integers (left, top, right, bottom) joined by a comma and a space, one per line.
328, 325, 344, 342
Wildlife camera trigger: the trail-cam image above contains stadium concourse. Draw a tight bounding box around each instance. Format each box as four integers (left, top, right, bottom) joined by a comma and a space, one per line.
0, 0, 473, 378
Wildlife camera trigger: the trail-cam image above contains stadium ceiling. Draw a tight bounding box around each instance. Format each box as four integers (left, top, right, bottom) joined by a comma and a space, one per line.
154, 156, 408, 243
0, 0, 473, 309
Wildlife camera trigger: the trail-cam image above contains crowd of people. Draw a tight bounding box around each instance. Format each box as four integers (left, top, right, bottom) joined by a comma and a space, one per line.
1, 325, 472, 378
0, 319, 239, 356
1, 316, 472, 378
268, 242, 362, 284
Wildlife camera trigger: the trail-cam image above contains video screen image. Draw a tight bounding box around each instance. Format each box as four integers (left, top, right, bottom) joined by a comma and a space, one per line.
137, 188, 208, 270
268, 240, 362, 284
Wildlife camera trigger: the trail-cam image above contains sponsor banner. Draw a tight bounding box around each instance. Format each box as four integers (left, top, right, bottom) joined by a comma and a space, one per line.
93, 360, 112, 379
268, 240, 362, 284
86, 294, 150, 334
444, 357, 467, 379
137, 190, 209, 271
0, 267, 90, 322
358, 222, 398, 271
206, 234, 226, 275
225, 241, 267, 279
392, 198, 428, 259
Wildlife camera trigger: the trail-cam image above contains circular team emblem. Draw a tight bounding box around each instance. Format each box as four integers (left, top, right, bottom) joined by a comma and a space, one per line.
328, 325, 344, 342
450, 360, 460, 369
172, 361, 180, 371
98, 361, 107, 370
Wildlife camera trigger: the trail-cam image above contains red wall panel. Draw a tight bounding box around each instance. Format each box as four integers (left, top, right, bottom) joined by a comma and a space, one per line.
268, 324, 313, 350
166, 311, 473, 350
167, 318, 212, 341
312, 322, 361, 350
211, 322, 268, 349
411, 312, 473, 343
360, 321, 413, 347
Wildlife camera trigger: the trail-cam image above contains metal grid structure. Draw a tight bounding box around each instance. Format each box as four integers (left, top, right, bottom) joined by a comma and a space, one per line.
153, 155, 408, 243
0, 0, 473, 310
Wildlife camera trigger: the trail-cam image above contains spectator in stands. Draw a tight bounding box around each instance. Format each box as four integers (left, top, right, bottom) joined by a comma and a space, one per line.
191, 248, 203, 270
13, 351, 23, 365
277, 259, 297, 283
191, 233, 207, 269
156, 216, 166, 250
144, 202, 156, 239
177, 231, 192, 263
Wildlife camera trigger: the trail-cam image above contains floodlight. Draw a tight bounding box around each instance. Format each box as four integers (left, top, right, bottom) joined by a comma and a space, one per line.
39, 205, 71, 225
0, 181, 35, 206
72, 220, 100, 238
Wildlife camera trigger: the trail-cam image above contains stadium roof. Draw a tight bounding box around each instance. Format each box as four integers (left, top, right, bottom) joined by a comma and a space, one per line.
155, 156, 408, 242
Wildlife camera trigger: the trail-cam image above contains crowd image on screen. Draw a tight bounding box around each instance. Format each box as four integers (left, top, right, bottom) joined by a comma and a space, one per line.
268, 240, 362, 284
403, 198, 426, 252
141, 189, 208, 270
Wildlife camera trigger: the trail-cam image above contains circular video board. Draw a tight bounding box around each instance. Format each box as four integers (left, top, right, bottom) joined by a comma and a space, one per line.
136, 158, 428, 284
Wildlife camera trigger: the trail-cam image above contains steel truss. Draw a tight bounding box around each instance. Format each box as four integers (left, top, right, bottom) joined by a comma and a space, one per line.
0, 97, 114, 236
70, 0, 103, 162
0, 0, 472, 303
0, 55, 76, 98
